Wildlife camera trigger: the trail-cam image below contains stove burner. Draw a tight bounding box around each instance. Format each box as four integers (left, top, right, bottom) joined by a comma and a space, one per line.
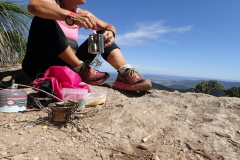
32, 99, 82, 132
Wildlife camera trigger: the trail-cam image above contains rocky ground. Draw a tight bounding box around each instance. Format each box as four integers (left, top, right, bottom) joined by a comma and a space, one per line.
0, 66, 240, 160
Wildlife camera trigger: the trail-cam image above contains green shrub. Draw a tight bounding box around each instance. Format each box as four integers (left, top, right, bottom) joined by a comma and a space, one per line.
192, 80, 225, 95
0, 1, 33, 66
225, 86, 240, 98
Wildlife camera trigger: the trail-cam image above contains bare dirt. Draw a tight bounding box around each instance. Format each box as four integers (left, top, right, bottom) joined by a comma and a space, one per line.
1, 66, 240, 160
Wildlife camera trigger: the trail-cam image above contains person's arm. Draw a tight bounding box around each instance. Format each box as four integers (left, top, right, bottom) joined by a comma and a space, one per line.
94, 16, 116, 47
79, 9, 116, 33
27, 0, 70, 21
78, 9, 116, 47
28, 0, 97, 29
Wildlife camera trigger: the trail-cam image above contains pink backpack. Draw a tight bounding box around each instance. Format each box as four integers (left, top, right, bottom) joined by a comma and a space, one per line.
32, 66, 90, 100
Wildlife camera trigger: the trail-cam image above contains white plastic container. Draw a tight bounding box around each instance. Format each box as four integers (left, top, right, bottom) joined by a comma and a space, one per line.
62, 88, 88, 110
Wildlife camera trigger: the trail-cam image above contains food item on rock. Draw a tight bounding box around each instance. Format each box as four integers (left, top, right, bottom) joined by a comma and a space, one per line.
85, 91, 107, 106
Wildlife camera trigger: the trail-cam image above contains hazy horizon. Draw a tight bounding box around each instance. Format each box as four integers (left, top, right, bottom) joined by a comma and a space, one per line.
106, 71, 240, 83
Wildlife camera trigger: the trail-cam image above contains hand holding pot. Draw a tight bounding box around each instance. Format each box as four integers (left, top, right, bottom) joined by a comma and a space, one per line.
104, 30, 115, 47
88, 30, 115, 54
88, 32, 104, 54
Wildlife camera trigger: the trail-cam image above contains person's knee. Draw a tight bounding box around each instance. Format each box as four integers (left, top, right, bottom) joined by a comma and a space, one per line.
102, 43, 120, 61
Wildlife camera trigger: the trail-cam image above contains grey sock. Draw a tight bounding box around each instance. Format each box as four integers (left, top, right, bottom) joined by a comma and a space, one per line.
73, 61, 84, 73
119, 64, 132, 74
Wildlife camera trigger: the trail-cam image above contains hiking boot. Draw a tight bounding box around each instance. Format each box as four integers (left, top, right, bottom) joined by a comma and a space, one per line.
78, 61, 110, 85
113, 68, 152, 91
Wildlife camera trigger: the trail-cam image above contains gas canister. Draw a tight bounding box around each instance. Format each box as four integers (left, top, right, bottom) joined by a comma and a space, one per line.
0, 88, 27, 112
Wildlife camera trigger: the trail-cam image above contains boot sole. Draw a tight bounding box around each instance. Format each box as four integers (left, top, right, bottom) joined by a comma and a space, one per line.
113, 81, 152, 91
83, 73, 110, 85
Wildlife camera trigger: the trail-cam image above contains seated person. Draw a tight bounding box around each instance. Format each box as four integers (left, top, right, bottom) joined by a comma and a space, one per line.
22, 0, 152, 91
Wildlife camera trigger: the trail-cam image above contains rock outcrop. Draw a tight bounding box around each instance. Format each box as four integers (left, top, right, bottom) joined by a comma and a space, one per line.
0, 65, 240, 159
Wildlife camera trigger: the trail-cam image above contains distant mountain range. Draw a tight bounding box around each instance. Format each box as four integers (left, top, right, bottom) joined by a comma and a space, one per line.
105, 72, 240, 93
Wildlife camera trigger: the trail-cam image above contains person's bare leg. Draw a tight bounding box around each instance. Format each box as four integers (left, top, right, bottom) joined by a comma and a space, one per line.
108, 48, 152, 91
106, 48, 127, 70
58, 46, 82, 68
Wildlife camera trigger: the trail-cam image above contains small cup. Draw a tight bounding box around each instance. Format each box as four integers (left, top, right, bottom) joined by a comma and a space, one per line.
88, 33, 104, 54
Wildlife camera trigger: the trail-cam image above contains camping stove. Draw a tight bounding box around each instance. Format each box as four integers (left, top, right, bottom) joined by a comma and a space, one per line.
34, 99, 82, 132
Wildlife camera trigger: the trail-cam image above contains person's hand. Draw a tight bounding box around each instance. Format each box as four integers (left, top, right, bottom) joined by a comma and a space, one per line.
74, 11, 96, 29
104, 30, 115, 47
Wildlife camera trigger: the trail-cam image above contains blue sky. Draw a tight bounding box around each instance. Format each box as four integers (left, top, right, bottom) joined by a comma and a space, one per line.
78, 0, 240, 82
12, 0, 240, 81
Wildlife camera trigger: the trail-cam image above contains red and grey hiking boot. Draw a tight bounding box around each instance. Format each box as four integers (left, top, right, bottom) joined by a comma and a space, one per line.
113, 68, 152, 91
78, 61, 110, 85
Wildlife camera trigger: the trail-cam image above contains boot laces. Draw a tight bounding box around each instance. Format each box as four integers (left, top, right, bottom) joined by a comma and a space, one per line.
128, 68, 142, 78
78, 60, 98, 75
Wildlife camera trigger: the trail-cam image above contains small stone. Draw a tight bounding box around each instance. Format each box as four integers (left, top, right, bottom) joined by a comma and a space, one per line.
12, 154, 24, 160
11, 142, 17, 147
18, 131, 24, 135
0, 152, 7, 156
136, 144, 148, 150
27, 130, 32, 134
72, 128, 77, 133
7, 123, 14, 127
2, 76, 12, 82
152, 154, 160, 160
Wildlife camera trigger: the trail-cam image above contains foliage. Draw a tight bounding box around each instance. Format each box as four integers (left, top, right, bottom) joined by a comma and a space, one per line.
91, 56, 103, 68
225, 86, 240, 98
0, 0, 33, 66
85, 54, 103, 68
192, 80, 225, 95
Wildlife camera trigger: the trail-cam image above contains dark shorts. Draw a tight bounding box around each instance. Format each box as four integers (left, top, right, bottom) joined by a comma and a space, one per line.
22, 16, 119, 76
